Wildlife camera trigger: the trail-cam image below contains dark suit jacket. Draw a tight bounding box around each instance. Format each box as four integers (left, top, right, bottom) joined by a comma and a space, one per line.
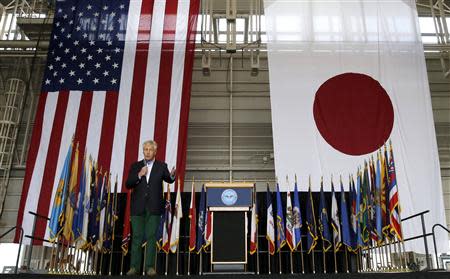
125, 160, 175, 216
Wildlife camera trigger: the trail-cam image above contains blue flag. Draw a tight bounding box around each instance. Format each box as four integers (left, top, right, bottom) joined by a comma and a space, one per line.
156, 213, 164, 249
48, 143, 73, 241
319, 180, 332, 252
275, 183, 286, 251
306, 182, 317, 254
72, 155, 87, 242
340, 180, 352, 250
292, 182, 302, 250
196, 185, 206, 253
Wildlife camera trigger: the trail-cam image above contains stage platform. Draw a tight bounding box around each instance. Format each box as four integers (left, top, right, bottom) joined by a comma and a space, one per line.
0, 271, 449, 279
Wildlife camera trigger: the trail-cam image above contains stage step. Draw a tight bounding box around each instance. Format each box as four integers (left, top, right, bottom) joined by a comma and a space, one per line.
0, 271, 449, 279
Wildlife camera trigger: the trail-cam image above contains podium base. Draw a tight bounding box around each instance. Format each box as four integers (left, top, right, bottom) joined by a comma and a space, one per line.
212, 264, 245, 272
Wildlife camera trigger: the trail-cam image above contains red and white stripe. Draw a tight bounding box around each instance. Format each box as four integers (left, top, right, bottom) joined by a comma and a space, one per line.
388, 148, 402, 240
15, 0, 200, 245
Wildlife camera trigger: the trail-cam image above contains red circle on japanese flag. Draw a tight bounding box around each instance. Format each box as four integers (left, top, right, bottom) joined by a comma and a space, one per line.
313, 73, 394, 156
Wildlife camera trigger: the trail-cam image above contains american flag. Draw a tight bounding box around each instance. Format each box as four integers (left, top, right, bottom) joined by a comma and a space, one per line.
15, 0, 199, 245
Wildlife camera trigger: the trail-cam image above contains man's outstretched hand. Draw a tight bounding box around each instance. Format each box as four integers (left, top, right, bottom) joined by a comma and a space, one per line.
170, 167, 176, 177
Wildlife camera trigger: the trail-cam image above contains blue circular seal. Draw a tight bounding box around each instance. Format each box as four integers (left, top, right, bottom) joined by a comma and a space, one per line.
221, 189, 238, 206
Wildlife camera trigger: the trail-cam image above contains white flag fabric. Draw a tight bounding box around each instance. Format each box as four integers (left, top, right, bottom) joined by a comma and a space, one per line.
249, 198, 258, 254
331, 185, 341, 250
285, 190, 295, 251
264, 0, 447, 252
170, 185, 183, 253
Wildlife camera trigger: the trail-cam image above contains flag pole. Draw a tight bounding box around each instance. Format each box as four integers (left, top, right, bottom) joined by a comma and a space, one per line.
294, 174, 305, 274
119, 251, 124, 275
333, 239, 337, 273
175, 178, 181, 276
48, 240, 57, 273
62, 238, 69, 273
254, 181, 260, 275
380, 243, 386, 271
109, 175, 118, 275
322, 239, 326, 273
99, 249, 104, 275
366, 245, 371, 271
57, 237, 65, 274
278, 247, 282, 274
176, 244, 180, 276
345, 247, 349, 273
91, 245, 95, 274
86, 247, 91, 274
74, 247, 81, 274
378, 243, 384, 270
391, 237, 399, 270
187, 249, 191, 275
165, 241, 169, 272
357, 248, 362, 272
267, 239, 271, 274
311, 248, 316, 274
372, 242, 377, 271
286, 175, 293, 275
199, 248, 203, 275
376, 242, 382, 271
401, 240, 407, 270
142, 243, 147, 276
83, 250, 88, 274
387, 238, 394, 270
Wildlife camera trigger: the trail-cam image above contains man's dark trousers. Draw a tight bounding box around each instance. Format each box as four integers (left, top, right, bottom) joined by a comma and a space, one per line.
130, 209, 159, 271
125, 159, 175, 272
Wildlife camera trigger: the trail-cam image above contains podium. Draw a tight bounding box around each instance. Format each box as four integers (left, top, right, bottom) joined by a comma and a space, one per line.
205, 182, 254, 272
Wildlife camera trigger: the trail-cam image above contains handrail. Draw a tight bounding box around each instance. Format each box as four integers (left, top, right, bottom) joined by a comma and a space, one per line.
432, 223, 450, 270
401, 210, 429, 222
0, 226, 24, 274
28, 211, 50, 221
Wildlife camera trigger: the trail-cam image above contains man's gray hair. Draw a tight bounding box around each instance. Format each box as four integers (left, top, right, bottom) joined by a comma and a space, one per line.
143, 140, 158, 149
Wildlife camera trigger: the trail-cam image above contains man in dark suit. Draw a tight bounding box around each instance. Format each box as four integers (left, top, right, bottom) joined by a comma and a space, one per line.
125, 140, 175, 276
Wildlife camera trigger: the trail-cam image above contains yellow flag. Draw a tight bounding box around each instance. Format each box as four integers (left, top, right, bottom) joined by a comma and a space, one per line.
62, 143, 79, 242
